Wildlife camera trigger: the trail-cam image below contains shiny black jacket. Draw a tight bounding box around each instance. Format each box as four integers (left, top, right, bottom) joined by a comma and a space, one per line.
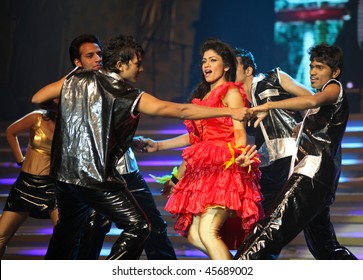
51, 68, 143, 189
251, 68, 303, 166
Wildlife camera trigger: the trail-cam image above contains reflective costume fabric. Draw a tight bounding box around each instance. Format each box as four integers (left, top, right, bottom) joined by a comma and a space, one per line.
4, 113, 56, 218
50, 69, 143, 187
251, 68, 303, 167
165, 82, 263, 249
4, 171, 56, 219
76, 153, 176, 260
46, 69, 150, 260
120, 171, 177, 259
234, 79, 357, 260
246, 70, 355, 259
28, 114, 52, 155
46, 181, 149, 260
250, 68, 303, 212
76, 209, 112, 260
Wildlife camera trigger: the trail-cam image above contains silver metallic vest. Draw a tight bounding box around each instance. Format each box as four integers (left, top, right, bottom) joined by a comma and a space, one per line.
251, 68, 303, 167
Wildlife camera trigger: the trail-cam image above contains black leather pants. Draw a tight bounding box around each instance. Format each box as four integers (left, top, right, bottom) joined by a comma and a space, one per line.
259, 157, 291, 213
304, 205, 357, 259
255, 158, 357, 260
45, 181, 150, 260
122, 171, 177, 259
234, 174, 357, 260
76, 171, 177, 260
76, 210, 112, 259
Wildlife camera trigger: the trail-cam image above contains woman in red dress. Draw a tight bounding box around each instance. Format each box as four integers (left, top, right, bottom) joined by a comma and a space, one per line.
164, 38, 263, 259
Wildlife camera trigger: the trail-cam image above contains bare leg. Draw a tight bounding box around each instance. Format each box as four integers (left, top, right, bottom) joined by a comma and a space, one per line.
0, 211, 29, 258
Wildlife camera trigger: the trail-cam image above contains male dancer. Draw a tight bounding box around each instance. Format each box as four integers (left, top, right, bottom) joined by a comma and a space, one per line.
234, 43, 358, 259
33, 34, 249, 259
33, 34, 110, 259
234, 48, 310, 212
33, 34, 177, 259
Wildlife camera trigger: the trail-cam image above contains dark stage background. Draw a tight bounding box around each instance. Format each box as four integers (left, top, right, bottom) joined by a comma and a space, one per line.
1, 0, 362, 121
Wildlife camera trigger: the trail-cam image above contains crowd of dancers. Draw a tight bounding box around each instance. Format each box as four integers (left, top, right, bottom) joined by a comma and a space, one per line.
0, 33, 358, 260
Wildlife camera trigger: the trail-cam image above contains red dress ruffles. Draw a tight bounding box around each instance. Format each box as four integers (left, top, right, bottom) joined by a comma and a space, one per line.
164, 82, 264, 249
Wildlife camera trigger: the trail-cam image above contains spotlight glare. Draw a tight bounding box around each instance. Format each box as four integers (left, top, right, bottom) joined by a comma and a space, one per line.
346, 81, 354, 89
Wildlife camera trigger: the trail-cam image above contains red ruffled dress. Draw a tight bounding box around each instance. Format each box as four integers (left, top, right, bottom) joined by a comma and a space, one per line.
164, 82, 264, 249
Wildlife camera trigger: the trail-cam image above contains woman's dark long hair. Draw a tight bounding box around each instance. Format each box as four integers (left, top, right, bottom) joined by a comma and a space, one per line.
38, 99, 58, 121
189, 38, 237, 101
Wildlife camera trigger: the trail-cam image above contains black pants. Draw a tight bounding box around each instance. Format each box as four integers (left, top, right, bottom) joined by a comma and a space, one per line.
304, 205, 356, 259
122, 171, 177, 259
242, 158, 358, 260
259, 157, 291, 213
74, 171, 176, 260
234, 174, 357, 259
45, 181, 150, 260
76, 209, 111, 259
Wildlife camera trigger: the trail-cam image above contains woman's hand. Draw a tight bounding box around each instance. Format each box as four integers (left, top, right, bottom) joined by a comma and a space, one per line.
235, 145, 259, 167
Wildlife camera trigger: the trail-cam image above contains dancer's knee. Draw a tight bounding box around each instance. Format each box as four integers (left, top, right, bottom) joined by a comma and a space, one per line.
132, 219, 151, 241
187, 226, 202, 247
199, 225, 221, 248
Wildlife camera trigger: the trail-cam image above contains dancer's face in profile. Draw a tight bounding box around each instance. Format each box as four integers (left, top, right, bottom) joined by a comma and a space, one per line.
235, 56, 248, 83
118, 53, 144, 83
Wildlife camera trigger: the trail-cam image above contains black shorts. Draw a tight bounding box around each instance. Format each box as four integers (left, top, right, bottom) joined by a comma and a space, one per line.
4, 171, 57, 219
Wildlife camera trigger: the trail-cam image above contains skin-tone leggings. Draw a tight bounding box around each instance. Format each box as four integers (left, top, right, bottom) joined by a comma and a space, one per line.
187, 207, 232, 260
